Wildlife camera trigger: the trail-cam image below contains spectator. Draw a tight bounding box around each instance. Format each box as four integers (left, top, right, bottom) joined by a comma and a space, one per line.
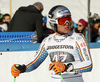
3, 13, 11, 24
75, 19, 88, 41
2, 13, 11, 31
8, 2, 44, 43
75, 19, 87, 36
0, 13, 8, 32
91, 19, 100, 42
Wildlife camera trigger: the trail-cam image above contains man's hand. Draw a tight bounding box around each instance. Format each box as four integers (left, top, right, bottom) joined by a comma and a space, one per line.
11, 64, 26, 77
49, 62, 66, 74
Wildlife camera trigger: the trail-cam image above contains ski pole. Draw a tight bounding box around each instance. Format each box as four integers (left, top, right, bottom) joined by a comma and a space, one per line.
58, 72, 65, 82
13, 64, 19, 82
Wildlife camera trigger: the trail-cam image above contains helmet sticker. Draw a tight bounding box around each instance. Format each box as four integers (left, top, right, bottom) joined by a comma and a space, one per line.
58, 9, 70, 14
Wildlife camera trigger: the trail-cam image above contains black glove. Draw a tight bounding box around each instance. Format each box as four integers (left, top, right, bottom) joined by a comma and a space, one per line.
16, 64, 26, 73
65, 63, 74, 72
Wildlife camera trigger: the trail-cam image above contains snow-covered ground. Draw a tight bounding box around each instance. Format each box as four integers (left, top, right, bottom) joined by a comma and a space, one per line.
0, 48, 100, 82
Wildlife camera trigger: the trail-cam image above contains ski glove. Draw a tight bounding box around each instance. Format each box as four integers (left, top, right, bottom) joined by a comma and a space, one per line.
49, 62, 73, 74
49, 62, 66, 74
11, 64, 26, 77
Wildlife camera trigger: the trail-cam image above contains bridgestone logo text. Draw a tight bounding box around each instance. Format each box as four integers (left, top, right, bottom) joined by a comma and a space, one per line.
47, 45, 73, 50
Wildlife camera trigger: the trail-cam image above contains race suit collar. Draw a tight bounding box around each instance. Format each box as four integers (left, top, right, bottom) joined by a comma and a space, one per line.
54, 31, 73, 37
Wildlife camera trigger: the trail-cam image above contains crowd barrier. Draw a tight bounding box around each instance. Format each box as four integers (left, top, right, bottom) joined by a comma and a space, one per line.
0, 32, 36, 43
0, 32, 100, 52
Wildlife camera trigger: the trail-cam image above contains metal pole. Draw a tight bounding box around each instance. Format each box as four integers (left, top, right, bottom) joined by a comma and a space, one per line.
9, 0, 12, 18
88, 0, 91, 42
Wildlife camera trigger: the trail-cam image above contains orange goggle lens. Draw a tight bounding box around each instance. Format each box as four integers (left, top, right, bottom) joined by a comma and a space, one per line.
57, 16, 71, 25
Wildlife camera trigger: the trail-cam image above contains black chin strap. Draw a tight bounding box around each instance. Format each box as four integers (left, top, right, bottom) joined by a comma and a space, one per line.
56, 30, 65, 35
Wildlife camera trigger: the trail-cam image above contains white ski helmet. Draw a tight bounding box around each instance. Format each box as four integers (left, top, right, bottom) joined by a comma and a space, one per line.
48, 5, 72, 31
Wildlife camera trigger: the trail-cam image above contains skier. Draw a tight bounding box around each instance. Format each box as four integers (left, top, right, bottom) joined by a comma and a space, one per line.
11, 5, 93, 82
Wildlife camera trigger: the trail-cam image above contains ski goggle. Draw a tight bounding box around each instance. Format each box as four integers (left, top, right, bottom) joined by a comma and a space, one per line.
57, 15, 71, 25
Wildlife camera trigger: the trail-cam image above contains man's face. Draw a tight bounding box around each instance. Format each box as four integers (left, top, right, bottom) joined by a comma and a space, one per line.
54, 15, 71, 35
56, 22, 71, 35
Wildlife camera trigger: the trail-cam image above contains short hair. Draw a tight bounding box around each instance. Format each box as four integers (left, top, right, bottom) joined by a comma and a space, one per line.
33, 2, 43, 10
3, 13, 11, 19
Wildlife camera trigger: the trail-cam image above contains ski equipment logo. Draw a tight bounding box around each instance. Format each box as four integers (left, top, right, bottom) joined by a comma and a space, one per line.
58, 9, 70, 14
